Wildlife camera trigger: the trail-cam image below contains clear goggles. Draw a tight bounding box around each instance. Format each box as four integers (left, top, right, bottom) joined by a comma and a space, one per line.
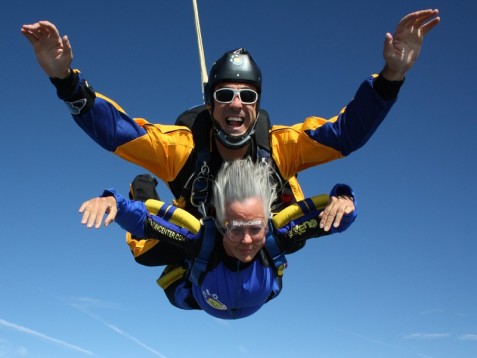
218, 219, 268, 243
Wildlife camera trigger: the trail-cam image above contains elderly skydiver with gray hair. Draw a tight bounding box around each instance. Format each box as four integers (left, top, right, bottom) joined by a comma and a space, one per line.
79, 159, 356, 319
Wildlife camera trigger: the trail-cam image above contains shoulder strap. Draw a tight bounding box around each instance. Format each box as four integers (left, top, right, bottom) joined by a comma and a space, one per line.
173, 105, 213, 216
175, 104, 211, 153
189, 149, 211, 217
188, 219, 287, 290
264, 222, 287, 277
255, 108, 271, 152
188, 217, 217, 286
261, 222, 287, 302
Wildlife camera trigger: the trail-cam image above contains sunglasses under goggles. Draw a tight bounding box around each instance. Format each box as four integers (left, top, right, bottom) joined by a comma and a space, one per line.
213, 88, 259, 104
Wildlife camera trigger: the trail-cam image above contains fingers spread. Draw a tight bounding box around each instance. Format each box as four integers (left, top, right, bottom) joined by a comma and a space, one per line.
79, 197, 116, 229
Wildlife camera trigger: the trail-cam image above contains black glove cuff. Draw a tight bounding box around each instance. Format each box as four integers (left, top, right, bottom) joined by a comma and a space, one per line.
373, 73, 405, 101
49, 69, 78, 100
50, 70, 96, 115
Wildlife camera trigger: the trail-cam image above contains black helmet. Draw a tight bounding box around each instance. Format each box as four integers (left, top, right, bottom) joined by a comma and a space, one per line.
205, 48, 262, 106
205, 48, 263, 149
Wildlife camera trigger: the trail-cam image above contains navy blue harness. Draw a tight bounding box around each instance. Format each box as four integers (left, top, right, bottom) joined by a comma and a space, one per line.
188, 219, 287, 286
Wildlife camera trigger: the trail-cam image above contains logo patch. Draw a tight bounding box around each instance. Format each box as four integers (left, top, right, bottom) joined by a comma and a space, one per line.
287, 218, 319, 238
65, 99, 87, 115
229, 54, 243, 66
202, 289, 227, 310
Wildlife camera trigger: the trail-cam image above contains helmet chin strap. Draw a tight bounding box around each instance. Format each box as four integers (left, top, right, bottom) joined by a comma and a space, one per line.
213, 114, 259, 150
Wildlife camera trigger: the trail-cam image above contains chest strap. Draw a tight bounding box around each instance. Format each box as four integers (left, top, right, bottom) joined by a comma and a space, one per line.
264, 222, 288, 276
189, 217, 217, 286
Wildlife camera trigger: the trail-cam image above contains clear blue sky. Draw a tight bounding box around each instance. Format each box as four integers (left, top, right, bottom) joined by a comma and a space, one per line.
1, 1, 476, 357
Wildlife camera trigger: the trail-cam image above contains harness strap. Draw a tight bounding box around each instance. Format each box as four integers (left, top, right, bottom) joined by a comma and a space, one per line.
158, 220, 287, 295
256, 146, 293, 213
190, 149, 212, 217
189, 217, 217, 286
264, 222, 287, 276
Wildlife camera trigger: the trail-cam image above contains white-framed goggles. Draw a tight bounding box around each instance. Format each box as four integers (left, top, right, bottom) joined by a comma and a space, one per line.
213, 88, 259, 105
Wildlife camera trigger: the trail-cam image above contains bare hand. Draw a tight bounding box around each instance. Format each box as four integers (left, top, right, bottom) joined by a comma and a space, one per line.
21, 20, 73, 79
381, 9, 440, 80
79, 196, 117, 229
319, 195, 355, 232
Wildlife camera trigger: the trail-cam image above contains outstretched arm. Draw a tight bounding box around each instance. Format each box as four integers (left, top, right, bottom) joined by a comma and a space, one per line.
381, 9, 440, 81
79, 190, 202, 242
272, 184, 357, 253
79, 190, 198, 266
21, 20, 72, 79
79, 190, 148, 237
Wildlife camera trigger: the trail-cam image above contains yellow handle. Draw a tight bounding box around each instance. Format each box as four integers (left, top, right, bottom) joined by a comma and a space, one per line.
272, 194, 329, 228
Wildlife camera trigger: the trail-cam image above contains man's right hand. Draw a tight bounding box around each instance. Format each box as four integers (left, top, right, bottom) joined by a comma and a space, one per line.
21, 20, 72, 79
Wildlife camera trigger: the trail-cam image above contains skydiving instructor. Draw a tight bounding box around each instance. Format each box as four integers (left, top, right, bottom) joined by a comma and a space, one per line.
21, 9, 440, 267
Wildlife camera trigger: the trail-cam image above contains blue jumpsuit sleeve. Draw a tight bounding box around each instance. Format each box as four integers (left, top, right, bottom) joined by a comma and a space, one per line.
55, 71, 147, 152
305, 76, 397, 156
274, 184, 357, 251
101, 189, 147, 237
101, 190, 203, 255
73, 99, 146, 152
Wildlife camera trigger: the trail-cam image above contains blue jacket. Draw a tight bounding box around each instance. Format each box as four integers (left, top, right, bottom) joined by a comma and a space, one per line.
104, 184, 357, 319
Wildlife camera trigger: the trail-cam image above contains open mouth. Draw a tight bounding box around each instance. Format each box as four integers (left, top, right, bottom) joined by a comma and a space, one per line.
226, 116, 244, 128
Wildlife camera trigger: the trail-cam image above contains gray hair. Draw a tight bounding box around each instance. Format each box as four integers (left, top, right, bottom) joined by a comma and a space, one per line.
212, 158, 277, 225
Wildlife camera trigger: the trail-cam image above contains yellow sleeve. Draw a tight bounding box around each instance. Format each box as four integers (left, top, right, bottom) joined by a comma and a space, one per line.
115, 121, 195, 182
270, 117, 344, 180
